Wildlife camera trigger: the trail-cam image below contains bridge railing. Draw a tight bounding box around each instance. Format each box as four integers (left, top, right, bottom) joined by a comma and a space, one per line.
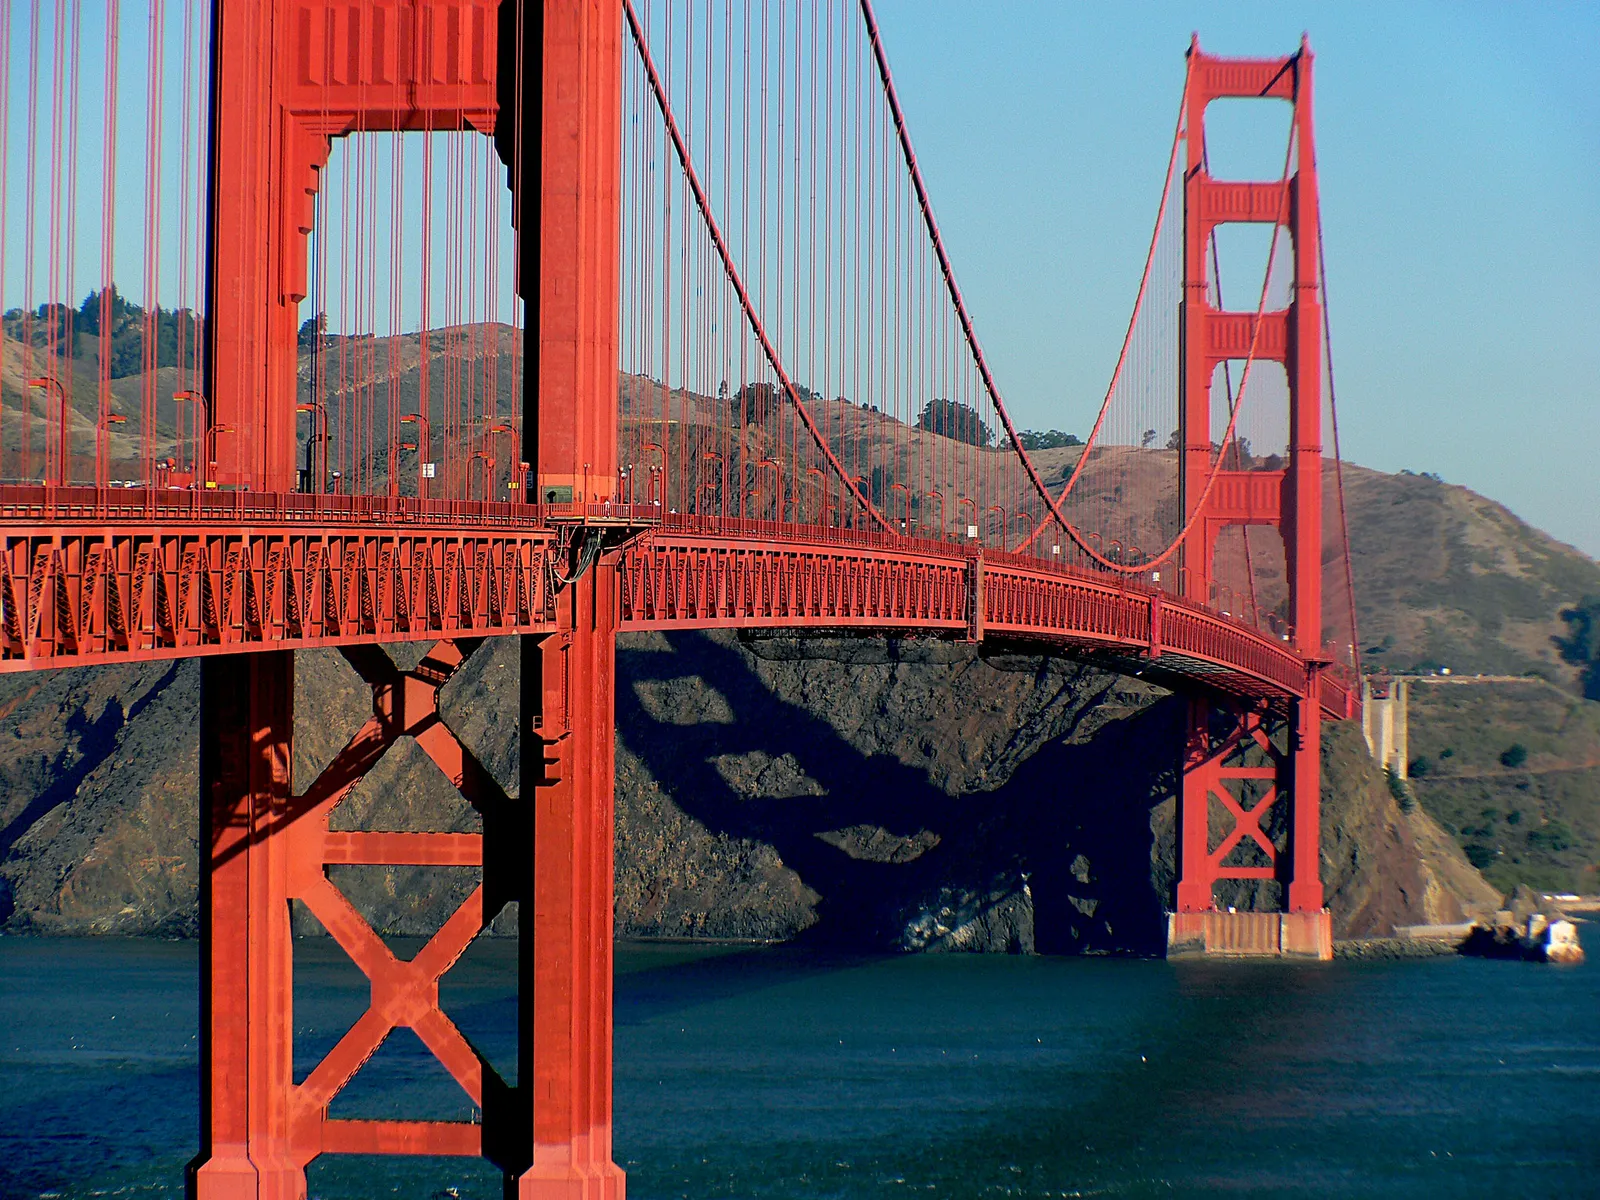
0, 485, 661, 530
0, 485, 1361, 717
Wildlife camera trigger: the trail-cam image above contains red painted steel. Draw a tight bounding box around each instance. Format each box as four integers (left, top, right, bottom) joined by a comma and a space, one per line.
0, 517, 557, 670
1176, 38, 1328, 916
185, 0, 633, 1193
510, 1, 626, 1194
205, 0, 499, 494
191, 641, 515, 1196
1, 494, 1356, 721
0, 3, 1365, 1188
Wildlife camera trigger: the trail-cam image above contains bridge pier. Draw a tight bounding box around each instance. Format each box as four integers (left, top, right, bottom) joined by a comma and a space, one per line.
191, 652, 299, 1200
513, 566, 625, 1199
1172, 695, 1331, 960
188, 626, 624, 1198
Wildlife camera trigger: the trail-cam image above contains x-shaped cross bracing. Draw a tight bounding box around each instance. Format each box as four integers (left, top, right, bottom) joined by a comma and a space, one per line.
280, 638, 508, 1160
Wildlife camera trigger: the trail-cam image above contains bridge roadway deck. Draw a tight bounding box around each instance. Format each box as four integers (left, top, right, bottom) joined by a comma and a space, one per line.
0, 487, 1356, 719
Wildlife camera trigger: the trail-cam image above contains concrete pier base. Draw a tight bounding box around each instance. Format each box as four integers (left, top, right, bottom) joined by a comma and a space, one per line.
1166, 910, 1333, 960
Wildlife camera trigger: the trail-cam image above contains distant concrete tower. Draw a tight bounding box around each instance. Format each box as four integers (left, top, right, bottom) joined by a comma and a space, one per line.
1362, 677, 1410, 777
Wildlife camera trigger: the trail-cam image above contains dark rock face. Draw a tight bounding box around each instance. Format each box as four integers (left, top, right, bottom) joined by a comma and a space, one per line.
0, 661, 200, 935
609, 631, 1171, 952
0, 631, 1495, 950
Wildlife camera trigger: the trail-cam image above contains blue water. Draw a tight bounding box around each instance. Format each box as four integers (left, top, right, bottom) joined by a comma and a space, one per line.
2, 937, 1598, 1199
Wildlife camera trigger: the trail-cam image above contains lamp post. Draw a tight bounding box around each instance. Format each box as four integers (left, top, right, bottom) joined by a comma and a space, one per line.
96, 412, 127, 488
758, 458, 782, 522
957, 495, 977, 539
26, 376, 69, 485
1011, 511, 1035, 551
485, 423, 514, 501
805, 466, 827, 524
890, 482, 911, 534
699, 451, 725, 516
204, 425, 234, 489
924, 490, 945, 539
845, 474, 866, 528
400, 412, 431, 498
174, 389, 209, 479
988, 505, 1007, 551
640, 441, 664, 507
296, 402, 328, 493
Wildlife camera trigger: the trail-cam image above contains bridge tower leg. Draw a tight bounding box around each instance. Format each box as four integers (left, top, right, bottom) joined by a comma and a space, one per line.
1173, 39, 1329, 955
508, 0, 624, 1194
191, 1, 626, 1194
192, 653, 299, 1200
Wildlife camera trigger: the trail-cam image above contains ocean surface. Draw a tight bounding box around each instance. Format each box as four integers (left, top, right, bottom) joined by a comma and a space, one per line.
1, 936, 1597, 1200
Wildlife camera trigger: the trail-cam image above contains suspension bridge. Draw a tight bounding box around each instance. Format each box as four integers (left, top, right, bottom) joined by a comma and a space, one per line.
0, 1, 1361, 1194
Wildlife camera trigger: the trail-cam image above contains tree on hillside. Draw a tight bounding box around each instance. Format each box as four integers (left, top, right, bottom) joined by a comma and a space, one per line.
298, 312, 327, 348
5, 287, 204, 379
1556, 596, 1600, 700
1018, 429, 1082, 450
917, 398, 992, 447
733, 381, 780, 425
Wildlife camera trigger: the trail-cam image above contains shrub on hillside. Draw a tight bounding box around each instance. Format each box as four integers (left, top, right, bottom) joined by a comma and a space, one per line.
1386, 768, 1417, 814
917, 399, 993, 447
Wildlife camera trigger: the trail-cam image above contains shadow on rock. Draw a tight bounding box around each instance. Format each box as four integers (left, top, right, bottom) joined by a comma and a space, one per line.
615, 630, 1181, 955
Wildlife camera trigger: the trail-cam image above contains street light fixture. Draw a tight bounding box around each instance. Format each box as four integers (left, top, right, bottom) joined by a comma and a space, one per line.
699, 451, 725, 515
484, 423, 514, 501
174, 389, 209, 478
988, 505, 1007, 551
889, 482, 911, 533
757, 458, 783, 522
296, 402, 328, 493
805, 466, 827, 524
639, 441, 665, 507
400, 412, 431, 498
1011, 511, 1035, 549
26, 376, 69, 485
844, 473, 866, 528
205, 425, 235, 488
96, 413, 127, 489
957, 495, 977, 539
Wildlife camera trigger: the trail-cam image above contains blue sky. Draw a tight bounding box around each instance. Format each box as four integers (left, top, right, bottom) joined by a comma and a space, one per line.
870, 1, 1600, 557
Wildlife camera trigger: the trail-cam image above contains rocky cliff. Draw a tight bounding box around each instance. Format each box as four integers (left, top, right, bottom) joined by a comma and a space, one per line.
0, 628, 1497, 950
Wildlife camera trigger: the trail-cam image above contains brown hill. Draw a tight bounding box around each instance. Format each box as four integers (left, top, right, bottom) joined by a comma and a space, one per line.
7, 325, 1596, 924
1341, 465, 1600, 685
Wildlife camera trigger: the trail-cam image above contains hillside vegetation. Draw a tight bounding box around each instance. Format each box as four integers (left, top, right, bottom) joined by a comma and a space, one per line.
1398, 680, 1600, 894
3, 322, 1597, 907
1341, 466, 1600, 686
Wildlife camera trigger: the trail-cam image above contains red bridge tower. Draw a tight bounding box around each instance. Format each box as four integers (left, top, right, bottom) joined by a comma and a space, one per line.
1172, 38, 1332, 954
192, 1, 625, 1195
